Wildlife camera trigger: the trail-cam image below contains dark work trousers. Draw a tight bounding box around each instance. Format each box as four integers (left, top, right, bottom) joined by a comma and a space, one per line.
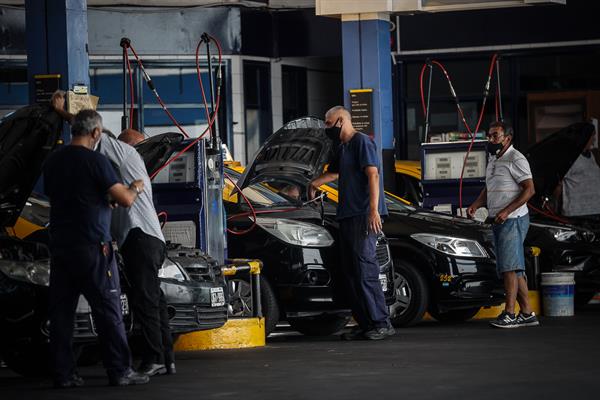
49, 243, 131, 382
120, 228, 173, 365
339, 215, 390, 330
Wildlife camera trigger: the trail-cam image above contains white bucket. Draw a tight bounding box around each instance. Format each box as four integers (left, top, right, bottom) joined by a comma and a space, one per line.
541, 272, 575, 317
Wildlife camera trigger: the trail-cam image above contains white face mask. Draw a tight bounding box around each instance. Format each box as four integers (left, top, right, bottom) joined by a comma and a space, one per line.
92, 129, 102, 151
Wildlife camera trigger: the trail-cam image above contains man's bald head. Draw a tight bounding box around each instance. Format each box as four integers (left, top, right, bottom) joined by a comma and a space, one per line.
118, 129, 145, 146
325, 106, 351, 123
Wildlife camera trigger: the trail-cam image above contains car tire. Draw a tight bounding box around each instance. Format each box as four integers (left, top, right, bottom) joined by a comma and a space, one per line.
429, 307, 481, 323
389, 260, 428, 327
287, 314, 351, 336
228, 275, 279, 336
0, 337, 51, 377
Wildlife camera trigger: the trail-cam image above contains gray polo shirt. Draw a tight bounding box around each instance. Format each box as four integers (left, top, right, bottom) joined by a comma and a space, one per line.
486, 145, 532, 219
99, 133, 165, 247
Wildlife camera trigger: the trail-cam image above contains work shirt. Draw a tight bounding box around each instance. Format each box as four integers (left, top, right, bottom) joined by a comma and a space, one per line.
329, 132, 388, 220
98, 133, 165, 247
43, 145, 119, 248
562, 152, 600, 217
485, 145, 532, 219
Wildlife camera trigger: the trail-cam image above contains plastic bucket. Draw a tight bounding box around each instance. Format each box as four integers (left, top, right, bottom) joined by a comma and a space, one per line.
541, 272, 575, 317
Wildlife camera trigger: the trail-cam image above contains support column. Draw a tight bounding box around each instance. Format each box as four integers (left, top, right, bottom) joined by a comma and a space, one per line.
26, 0, 90, 143
341, 13, 396, 191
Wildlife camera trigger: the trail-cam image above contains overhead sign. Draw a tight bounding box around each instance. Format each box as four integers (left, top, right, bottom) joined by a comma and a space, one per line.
349, 88, 373, 136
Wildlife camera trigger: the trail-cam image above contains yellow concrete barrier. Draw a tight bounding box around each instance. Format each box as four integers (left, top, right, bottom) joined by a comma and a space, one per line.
174, 318, 265, 351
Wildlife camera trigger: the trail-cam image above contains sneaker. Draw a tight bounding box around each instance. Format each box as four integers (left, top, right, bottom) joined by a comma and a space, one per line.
516, 312, 540, 327
489, 311, 518, 328
54, 373, 84, 389
363, 327, 392, 340
341, 327, 365, 341
108, 369, 150, 386
138, 363, 167, 377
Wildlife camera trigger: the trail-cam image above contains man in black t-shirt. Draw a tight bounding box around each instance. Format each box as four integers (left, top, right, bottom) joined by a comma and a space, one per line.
309, 106, 393, 341
43, 109, 149, 388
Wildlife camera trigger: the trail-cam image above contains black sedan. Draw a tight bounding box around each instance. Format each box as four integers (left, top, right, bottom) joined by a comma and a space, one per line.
231, 116, 504, 327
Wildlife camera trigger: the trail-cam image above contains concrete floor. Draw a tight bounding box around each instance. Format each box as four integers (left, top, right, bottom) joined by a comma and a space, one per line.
1, 307, 600, 400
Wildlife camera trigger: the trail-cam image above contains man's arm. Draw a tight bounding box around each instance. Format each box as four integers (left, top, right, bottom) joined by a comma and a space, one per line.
309, 172, 339, 199
467, 188, 487, 218
365, 166, 382, 234
50, 91, 74, 124
108, 179, 144, 208
495, 179, 535, 224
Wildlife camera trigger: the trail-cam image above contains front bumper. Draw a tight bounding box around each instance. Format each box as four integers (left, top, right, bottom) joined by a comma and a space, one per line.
431, 253, 505, 311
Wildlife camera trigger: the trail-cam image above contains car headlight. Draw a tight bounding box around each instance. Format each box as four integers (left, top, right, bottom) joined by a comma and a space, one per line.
0, 259, 50, 286
158, 259, 189, 281
531, 222, 593, 243
411, 233, 489, 258
255, 217, 335, 247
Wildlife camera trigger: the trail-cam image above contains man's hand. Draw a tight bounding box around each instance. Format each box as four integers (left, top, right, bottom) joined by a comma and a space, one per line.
368, 209, 382, 234
130, 179, 144, 194
495, 209, 510, 224
51, 90, 66, 111
467, 204, 478, 219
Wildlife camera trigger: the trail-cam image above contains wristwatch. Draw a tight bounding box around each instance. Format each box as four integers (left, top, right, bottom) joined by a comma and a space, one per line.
130, 184, 141, 194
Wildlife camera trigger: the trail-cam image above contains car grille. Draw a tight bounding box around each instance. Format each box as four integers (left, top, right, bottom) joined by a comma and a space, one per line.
376, 240, 391, 266
169, 304, 227, 333
73, 314, 96, 338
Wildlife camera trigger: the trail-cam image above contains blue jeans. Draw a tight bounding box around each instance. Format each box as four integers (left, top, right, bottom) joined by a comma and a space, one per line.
492, 214, 529, 278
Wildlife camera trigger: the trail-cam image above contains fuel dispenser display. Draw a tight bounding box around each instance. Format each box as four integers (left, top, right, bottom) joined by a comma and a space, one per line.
421, 140, 487, 212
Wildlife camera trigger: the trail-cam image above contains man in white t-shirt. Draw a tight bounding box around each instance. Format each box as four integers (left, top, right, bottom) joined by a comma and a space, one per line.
468, 121, 539, 329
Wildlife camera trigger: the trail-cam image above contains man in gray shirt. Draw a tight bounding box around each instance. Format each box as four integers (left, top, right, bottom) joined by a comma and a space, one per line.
468, 121, 539, 329
99, 129, 175, 376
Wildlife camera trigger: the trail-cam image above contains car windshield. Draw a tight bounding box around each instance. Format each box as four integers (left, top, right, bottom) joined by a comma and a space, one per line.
224, 169, 295, 208
19, 193, 50, 227
326, 182, 415, 212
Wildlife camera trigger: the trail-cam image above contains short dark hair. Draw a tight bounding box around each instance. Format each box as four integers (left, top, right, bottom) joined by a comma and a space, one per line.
71, 109, 102, 137
489, 120, 513, 137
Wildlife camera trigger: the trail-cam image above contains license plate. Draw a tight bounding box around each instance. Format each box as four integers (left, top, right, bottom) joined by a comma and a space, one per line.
379, 274, 388, 292
120, 294, 129, 315
210, 287, 226, 307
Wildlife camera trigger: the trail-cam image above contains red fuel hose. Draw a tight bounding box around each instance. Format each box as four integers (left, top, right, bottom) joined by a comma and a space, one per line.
124, 50, 135, 129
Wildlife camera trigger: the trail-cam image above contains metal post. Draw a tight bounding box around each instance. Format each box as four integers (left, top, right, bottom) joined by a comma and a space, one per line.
120, 37, 130, 131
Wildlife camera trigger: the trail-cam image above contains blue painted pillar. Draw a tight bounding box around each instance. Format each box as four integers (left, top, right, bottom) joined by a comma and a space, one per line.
341, 13, 396, 190
25, 0, 90, 143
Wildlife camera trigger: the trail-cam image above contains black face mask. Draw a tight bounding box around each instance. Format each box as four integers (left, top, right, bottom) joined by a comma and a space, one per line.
487, 141, 504, 156
325, 119, 342, 141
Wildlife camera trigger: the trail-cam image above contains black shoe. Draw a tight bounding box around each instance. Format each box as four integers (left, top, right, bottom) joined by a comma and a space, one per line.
109, 369, 150, 386
54, 373, 84, 389
489, 311, 518, 328
516, 312, 540, 327
138, 363, 167, 377
165, 362, 176, 375
340, 327, 366, 341
363, 327, 393, 340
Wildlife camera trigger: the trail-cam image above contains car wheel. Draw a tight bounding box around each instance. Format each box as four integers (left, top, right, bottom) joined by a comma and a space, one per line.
429, 307, 481, 323
228, 275, 279, 336
0, 337, 51, 377
287, 314, 351, 336
389, 260, 428, 327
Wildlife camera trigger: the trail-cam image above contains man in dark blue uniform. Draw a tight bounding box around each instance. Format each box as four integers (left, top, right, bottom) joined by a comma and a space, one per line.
43, 109, 149, 387
309, 106, 394, 340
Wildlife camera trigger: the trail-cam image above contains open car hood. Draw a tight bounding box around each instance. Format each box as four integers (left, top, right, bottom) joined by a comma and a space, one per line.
236, 117, 332, 190
525, 122, 595, 207
134, 132, 185, 176
0, 106, 63, 227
